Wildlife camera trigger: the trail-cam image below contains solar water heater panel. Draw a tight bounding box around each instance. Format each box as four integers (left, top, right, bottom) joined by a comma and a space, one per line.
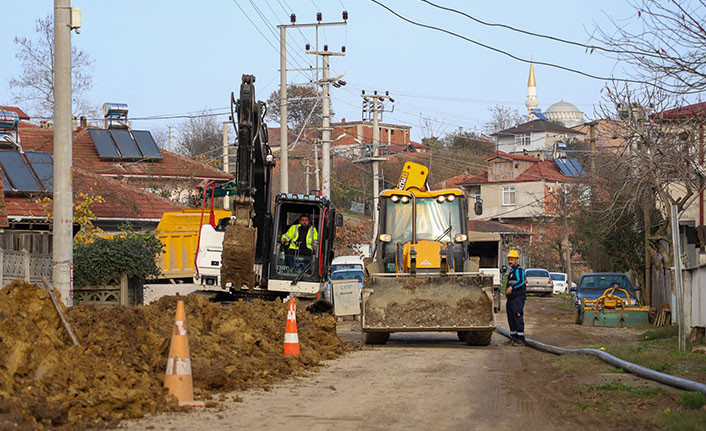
89, 129, 121, 158
0, 150, 43, 192
132, 130, 163, 160
109, 129, 143, 159
25, 151, 54, 191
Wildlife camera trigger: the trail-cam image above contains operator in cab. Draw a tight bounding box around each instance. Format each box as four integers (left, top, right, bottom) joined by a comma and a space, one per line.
281, 214, 318, 268
505, 249, 526, 346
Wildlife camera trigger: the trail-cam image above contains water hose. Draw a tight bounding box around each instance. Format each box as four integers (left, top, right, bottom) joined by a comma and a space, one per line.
495, 326, 706, 395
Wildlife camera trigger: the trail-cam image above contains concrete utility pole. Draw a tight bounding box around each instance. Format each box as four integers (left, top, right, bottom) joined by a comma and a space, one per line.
223, 122, 230, 210
304, 160, 311, 193
53, 0, 74, 306
279, 25, 289, 194
670, 205, 686, 351
306, 46, 346, 198
278, 12, 347, 195
360, 90, 393, 241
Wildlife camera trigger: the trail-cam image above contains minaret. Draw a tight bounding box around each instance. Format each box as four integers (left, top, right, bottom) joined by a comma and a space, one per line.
525, 61, 538, 121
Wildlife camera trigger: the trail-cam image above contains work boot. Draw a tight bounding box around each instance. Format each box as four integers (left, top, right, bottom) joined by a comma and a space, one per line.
504, 337, 516, 345
511, 338, 526, 347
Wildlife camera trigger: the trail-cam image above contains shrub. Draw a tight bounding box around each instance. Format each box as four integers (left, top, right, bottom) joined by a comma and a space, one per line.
73, 230, 164, 287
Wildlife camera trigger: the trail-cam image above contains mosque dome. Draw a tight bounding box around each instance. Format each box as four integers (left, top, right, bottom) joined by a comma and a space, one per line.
544, 100, 584, 127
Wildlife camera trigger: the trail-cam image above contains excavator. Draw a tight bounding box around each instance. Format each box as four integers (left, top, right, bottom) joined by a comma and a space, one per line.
361, 162, 495, 345
193, 74, 340, 299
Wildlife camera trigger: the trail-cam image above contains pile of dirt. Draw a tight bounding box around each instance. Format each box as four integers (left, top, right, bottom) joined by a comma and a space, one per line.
0, 281, 347, 430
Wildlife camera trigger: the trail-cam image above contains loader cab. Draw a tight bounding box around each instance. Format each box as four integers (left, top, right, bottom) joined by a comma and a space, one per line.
376, 189, 469, 273
269, 193, 337, 285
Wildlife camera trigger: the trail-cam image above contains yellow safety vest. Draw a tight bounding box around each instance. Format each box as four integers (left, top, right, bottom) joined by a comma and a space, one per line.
281, 224, 318, 250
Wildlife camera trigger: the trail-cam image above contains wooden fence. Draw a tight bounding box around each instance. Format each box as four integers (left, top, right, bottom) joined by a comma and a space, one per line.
651, 263, 706, 330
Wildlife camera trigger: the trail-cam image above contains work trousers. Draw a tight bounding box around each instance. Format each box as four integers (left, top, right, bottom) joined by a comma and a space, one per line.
506, 296, 525, 340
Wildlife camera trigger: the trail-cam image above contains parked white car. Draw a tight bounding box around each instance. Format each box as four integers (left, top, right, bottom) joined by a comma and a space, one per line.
331, 255, 364, 273
549, 272, 575, 294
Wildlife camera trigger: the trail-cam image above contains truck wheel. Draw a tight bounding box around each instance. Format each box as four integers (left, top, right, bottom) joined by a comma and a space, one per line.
363, 332, 389, 345
465, 330, 492, 346
575, 308, 583, 325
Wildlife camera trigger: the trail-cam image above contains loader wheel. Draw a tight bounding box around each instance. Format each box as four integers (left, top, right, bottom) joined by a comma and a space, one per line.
363, 331, 389, 345
465, 330, 492, 346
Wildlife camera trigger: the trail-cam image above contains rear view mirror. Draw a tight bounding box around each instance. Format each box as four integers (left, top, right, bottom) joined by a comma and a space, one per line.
335, 213, 343, 227
501, 265, 507, 274
474, 198, 483, 216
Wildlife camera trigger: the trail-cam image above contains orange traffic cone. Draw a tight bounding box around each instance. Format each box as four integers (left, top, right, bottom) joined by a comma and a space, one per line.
283, 297, 300, 357
164, 300, 204, 406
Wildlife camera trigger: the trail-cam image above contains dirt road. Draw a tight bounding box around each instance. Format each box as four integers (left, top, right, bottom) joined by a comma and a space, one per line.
121, 297, 646, 431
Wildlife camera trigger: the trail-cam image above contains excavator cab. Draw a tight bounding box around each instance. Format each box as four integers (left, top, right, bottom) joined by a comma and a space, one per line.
266, 193, 338, 295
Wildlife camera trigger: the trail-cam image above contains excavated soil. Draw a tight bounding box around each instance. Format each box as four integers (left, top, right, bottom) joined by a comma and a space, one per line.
220, 225, 257, 289
0, 281, 347, 430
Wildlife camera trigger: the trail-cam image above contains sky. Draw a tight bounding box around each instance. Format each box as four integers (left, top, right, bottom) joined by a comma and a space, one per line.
0, 0, 641, 143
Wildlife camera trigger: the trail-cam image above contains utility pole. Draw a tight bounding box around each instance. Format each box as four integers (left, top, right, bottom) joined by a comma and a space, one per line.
561, 187, 572, 291
53, 0, 76, 306
306, 44, 346, 198
670, 205, 686, 351
279, 24, 289, 194
304, 160, 311, 193
359, 90, 394, 241
278, 12, 347, 195
223, 122, 230, 210
314, 141, 321, 191
167, 125, 173, 151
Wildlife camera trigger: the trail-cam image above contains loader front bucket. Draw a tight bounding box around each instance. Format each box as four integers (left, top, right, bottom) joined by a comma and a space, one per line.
361, 274, 494, 332
582, 308, 650, 327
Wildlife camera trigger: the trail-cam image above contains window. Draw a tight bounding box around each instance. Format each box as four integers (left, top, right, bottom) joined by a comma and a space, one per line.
467, 185, 481, 201
514, 133, 530, 146
502, 186, 516, 206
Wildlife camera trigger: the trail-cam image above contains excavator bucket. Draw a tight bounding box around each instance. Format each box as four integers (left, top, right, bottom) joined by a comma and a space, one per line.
361, 274, 494, 332
221, 224, 257, 290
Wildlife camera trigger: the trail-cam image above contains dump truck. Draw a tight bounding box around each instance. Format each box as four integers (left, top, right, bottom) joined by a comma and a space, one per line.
361, 162, 495, 345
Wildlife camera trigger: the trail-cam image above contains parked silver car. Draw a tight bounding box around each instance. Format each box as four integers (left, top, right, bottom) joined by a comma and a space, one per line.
524, 268, 554, 296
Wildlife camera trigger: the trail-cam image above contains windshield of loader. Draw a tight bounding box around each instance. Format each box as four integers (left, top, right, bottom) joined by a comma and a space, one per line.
384, 196, 463, 246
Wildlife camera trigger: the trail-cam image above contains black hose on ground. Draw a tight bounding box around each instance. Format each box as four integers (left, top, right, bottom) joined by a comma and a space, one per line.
495, 326, 706, 395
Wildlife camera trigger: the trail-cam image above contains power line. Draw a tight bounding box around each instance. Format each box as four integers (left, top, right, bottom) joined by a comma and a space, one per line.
418, 0, 664, 60
369, 0, 681, 94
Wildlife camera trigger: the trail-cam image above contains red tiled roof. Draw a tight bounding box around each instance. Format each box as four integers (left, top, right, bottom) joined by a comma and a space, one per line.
651, 101, 706, 119
0, 106, 30, 120
4, 168, 185, 221
483, 151, 539, 162
459, 159, 575, 185
432, 172, 475, 190
17, 123, 232, 181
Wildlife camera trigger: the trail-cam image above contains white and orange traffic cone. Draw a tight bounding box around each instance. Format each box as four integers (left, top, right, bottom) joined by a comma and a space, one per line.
164, 299, 204, 406
283, 297, 300, 357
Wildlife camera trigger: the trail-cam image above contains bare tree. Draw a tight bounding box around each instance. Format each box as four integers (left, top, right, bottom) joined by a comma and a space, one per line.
485, 105, 524, 134
592, 84, 704, 303
266, 84, 329, 130
176, 113, 224, 168
10, 14, 95, 117
593, 0, 706, 94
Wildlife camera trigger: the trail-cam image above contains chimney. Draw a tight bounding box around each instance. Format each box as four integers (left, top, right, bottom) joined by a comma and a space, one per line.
80, 116, 87, 128
72, 116, 78, 131
40, 121, 47, 129
341, 118, 346, 123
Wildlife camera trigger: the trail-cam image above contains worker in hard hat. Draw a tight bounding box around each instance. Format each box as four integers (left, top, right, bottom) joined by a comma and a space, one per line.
505, 250, 526, 346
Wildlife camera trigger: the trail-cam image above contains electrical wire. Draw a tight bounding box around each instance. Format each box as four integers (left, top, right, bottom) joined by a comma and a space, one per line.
418, 0, 664, 60
369, 0, 681, 94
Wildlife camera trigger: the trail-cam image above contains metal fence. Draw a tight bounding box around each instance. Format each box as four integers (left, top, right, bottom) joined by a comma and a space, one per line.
651, 263, 706, 329
0, 248, 52, 286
